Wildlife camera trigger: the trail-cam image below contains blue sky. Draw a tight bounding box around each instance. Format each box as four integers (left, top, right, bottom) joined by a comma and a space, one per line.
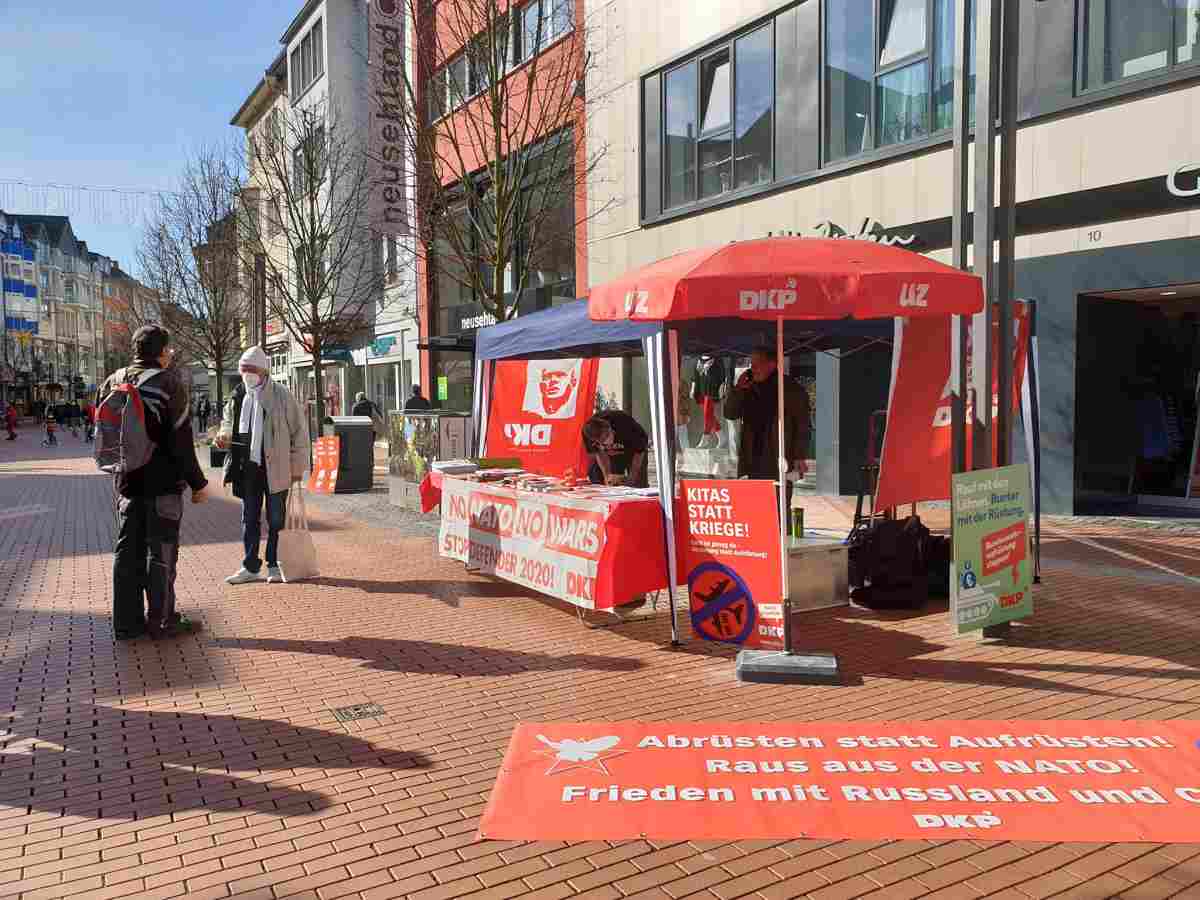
0, 1, 294, 271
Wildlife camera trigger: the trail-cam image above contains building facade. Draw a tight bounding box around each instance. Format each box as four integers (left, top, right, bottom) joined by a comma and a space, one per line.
1, 212, 110, 412
232, 0, 420, 418
585, 0, 1200, 515
415, 0, 587, 412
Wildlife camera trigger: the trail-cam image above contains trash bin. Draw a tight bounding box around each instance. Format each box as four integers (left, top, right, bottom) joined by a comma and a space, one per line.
324, 415, 374, 493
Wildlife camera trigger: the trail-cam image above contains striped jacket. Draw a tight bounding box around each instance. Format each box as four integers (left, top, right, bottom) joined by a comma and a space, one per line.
97, 364, 207, 499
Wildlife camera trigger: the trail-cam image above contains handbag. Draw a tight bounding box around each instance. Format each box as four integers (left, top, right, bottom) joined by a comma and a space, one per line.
276, 487, 320, 582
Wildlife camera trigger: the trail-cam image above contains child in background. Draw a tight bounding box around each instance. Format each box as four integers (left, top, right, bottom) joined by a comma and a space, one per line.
42, 414, 58, 447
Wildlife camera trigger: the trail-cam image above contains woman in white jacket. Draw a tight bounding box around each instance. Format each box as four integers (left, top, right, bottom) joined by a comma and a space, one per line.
215, 346, 310, 584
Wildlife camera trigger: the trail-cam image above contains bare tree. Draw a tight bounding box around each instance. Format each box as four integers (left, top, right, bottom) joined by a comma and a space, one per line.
236, 101, 378, 422
377, 0, 610, 323
136, 146, 250, 411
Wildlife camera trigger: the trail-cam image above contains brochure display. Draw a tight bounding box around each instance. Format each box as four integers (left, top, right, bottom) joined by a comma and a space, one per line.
951, 463, 1034, 634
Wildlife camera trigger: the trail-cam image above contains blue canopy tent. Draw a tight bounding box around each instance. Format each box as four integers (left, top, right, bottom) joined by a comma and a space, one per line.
468, 300, 894, 644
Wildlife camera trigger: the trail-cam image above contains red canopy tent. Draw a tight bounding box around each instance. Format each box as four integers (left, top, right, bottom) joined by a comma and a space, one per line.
589, 237, 984, 322
588, 237, 984, 678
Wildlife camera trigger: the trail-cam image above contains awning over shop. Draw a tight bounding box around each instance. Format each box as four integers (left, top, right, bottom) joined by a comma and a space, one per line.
418, 334, 476, 354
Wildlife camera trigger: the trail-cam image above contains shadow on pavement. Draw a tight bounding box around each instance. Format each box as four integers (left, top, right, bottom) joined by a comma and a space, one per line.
0, 705, 431, 821
209, 634, 645, 675
597, 571, 1200, 698
305, 576, 544, 608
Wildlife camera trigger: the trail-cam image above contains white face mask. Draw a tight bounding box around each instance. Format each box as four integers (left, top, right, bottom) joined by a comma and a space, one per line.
242, 372, 263, 391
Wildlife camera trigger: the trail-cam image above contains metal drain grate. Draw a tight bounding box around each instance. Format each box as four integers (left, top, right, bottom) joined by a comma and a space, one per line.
331, 703, 385, 723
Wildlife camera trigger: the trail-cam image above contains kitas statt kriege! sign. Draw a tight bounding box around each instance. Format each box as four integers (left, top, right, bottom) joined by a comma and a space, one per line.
951, 463, 1033, 634
677, 479, 785, 650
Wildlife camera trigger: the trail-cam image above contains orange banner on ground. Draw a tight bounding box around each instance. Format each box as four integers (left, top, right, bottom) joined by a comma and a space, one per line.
677, 480, 784, 649
876, 305, 1030, 509
484, 359, 599, 476
308, 436, 339, 494
479, 720, 1200, 843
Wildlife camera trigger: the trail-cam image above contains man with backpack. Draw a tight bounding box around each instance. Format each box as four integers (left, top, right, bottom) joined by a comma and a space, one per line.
97, 325, 208, 641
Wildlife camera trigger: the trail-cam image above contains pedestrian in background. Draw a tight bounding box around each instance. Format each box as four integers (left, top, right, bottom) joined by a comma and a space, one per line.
99, 324, 208, 641
41, 414, 57, 446
405, 384, 431, 411
351, 391, 377, 418
83, 399, 96, 443
5, 402, 17, 441
215, 346, 309, 585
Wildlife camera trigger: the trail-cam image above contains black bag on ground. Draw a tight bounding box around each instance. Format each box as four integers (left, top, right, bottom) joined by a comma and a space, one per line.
846, 515, 931, 610
924, 534, 952, 597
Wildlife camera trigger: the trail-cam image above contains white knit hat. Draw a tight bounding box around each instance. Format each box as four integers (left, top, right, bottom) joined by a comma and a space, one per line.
239, 346, 270, 370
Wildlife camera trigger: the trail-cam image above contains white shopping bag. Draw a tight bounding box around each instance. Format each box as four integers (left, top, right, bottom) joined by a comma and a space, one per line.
277, 487, 320, 582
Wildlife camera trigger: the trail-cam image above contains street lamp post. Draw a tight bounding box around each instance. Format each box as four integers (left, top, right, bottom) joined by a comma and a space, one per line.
952, 0, 1020, 637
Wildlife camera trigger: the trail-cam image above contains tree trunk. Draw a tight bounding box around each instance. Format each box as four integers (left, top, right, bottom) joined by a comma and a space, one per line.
494, 260, 508, 321
214, 361, 225, 412
313, 341, 325, 430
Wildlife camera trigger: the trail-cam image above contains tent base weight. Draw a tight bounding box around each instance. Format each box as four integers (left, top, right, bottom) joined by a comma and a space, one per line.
736, 650, 840, 685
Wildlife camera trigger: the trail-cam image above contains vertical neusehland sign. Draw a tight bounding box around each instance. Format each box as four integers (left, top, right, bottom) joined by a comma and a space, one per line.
369, 0, 408, 236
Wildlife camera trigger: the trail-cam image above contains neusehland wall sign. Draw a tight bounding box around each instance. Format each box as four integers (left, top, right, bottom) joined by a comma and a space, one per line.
479, 721, 1200, 842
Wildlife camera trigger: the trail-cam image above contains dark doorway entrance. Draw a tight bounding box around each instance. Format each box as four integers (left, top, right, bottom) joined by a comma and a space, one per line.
1075, 286, 1200, 516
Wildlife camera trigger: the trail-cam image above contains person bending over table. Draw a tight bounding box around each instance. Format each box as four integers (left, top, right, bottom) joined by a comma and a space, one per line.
582, 411, 649, 487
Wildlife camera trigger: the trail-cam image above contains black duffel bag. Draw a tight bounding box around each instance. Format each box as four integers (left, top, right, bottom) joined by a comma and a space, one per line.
846, 515, 931, 610
924, 533, 952, 597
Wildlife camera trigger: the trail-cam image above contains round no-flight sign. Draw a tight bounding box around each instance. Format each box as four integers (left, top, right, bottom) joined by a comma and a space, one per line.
688, 561, 756, 644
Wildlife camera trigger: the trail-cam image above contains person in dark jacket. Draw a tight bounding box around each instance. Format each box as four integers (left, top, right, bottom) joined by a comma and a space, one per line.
98, 325, 208, 640
351, 391, 378, 418
404, 385, 432, 411
582, 410, 650, 487
723, 347, 810, 509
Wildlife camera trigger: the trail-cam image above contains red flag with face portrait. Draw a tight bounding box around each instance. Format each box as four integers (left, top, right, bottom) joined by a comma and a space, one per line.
484, 359, 600, 475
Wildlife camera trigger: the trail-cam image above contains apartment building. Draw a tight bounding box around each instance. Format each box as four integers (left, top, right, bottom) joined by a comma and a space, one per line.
585, 0, 1200, 515
0, 211, 110, 412
231, 0, 419, 418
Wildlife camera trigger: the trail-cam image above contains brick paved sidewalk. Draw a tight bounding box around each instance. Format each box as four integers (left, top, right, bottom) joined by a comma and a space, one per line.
2, 441, 1200, 900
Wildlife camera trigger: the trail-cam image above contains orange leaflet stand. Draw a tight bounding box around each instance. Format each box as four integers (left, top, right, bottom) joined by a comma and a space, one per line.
308, 436, 340, 494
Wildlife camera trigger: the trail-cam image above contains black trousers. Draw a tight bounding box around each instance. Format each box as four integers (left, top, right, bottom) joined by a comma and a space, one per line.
113, 493, 183, 633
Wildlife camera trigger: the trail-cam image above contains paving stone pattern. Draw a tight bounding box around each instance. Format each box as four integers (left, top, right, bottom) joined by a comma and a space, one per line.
1, 438, 1200, 899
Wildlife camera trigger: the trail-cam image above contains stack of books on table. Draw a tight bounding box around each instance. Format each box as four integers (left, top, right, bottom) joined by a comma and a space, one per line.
432, 460, 479, 476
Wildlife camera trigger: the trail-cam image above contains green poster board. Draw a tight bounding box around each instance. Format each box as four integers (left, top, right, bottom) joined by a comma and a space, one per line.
951, 463, 1034, 634
436, 376, 449, 401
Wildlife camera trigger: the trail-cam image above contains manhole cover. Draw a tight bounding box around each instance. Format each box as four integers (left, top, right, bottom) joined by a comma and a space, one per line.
332, 703, 385, 723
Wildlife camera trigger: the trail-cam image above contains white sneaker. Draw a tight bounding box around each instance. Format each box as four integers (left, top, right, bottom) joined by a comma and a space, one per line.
225, 567, 264, 585
266, 566, 283, 584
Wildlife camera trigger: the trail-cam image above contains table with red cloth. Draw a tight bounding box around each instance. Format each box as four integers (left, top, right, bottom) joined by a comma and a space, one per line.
420, 471, 669, 610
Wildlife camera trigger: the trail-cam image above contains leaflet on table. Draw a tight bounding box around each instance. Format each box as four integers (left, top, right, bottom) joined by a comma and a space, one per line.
569, 486, 660, 499
438, 476, 608, 609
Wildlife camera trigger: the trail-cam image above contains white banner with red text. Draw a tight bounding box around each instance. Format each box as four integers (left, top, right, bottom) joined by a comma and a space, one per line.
439, 477, 608, 609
